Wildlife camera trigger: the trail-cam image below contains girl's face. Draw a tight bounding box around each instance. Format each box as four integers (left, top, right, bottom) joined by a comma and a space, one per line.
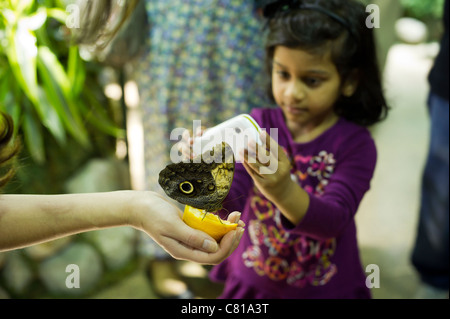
272, 46, 355, 136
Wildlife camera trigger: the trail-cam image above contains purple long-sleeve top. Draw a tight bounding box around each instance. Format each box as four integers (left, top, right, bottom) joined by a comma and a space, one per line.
209, 107, 377, 299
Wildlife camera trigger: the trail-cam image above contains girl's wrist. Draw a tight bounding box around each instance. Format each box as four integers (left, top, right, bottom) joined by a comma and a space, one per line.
271, 174, 297, 202
272, 178, 309, 225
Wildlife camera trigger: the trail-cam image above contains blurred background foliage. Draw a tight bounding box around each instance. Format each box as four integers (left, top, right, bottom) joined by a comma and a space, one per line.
401, 0, 445, 21
0, 0, 124, 194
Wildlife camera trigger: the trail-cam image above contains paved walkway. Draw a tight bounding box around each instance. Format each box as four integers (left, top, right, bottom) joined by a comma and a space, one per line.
356, 42, 437, 298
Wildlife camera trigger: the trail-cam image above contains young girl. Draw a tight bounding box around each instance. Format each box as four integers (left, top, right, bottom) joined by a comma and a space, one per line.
209, 0, 389, 298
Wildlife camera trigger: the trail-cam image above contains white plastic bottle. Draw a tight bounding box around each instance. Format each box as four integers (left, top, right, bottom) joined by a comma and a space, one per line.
192, 114, 263, 159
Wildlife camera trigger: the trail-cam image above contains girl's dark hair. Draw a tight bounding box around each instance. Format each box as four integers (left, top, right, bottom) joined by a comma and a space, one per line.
0, 112, 20, 189
265, 0, 389, 126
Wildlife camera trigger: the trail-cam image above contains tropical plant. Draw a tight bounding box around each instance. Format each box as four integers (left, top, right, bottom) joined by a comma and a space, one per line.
401, 0, 445, 21
0, 0, 123, 164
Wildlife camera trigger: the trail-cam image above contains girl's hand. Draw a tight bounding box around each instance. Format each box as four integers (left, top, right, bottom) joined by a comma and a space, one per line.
129, 191, 244, 265
178, 126, 206, 160
240, 131, 293, 203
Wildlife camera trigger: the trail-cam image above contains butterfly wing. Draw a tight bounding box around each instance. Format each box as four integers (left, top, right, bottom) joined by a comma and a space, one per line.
206, 143, 235, 211
158, 142, 234, 212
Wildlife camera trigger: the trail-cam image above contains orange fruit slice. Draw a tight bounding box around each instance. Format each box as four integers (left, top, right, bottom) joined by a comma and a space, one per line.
182, 205, 238, 242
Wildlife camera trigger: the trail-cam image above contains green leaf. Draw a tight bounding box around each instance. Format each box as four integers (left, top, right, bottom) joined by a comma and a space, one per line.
0, 81, 19, 127
22, 105, 45, 164
0, 68, 10, 103
36, 46, 90, 147
21, 8, 47, 31
37, 86, 66, 145
6, 22, 40, 107
45, 8, 68, 25
13, 0, 34, 16
68, 45, 85, 97
79, 92, 125, 138
37, 46, 71, 95
1, 8, 16, 26
2, 72, 22, 136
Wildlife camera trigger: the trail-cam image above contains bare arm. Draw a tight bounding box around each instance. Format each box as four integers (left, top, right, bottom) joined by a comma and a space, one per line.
241, 132, 310, 225
0, 191, 244, 264
0, 191, 134, 250
243, 130, 376, 239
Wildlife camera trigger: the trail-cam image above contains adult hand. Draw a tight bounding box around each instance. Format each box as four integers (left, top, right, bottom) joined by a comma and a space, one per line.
129, 191, 244, 264
178, 125, 206, 160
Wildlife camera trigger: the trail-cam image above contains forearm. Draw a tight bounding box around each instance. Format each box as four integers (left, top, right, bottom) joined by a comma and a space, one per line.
0, 191, 132, 252
270, 178, 310, 226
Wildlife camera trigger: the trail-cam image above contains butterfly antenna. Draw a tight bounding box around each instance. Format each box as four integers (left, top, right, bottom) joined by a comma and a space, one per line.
201, 210, 225, 224
222, 194, 245, 209
216, 207, 231, 224
215, 199, 245, 224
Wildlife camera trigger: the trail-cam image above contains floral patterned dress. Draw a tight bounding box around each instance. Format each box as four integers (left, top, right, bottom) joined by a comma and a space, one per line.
132, 0, 273, 193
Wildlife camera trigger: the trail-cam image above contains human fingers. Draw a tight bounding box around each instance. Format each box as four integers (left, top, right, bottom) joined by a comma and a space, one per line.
195, 125, 206, 137
240, 148, 263, 178
218, 227, 245, 261
166, 211, 244, 254
259, 131, 291, 175
244, 134, 275, 168
260, 130, 284, 159
177, 126, 206, 159
226, 211, 245, 228
178, 129, 193, 159
167, 217, 220, 253
159, 227, 244, 264
241, 145, 277, 179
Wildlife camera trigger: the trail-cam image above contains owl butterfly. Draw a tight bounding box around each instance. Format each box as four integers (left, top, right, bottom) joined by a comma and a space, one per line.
158, 142, 235, 212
